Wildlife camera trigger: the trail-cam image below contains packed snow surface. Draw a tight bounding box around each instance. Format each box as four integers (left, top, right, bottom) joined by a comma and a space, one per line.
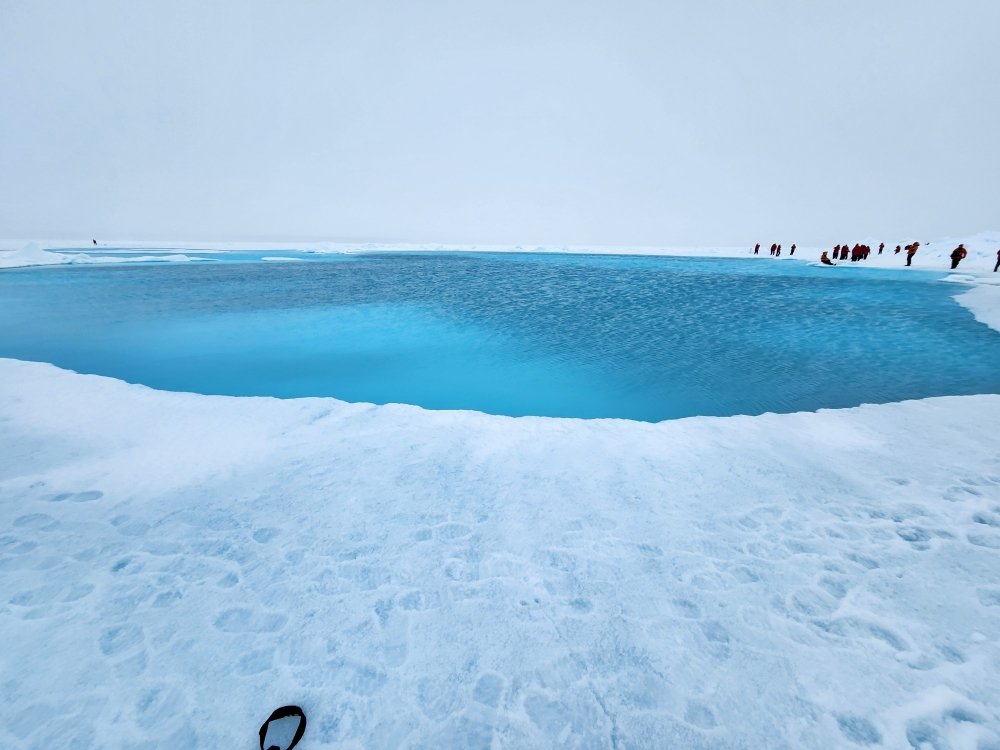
1, 359, 999, 748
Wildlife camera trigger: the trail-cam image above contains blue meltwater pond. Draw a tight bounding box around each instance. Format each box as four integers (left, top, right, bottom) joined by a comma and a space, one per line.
1, 252, 998, 421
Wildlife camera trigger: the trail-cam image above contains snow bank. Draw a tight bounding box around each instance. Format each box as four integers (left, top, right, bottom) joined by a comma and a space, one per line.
0, 241, 70, 269
955, 281, 1000, 333
0, 358, 997, 748
0, 243, 208, 269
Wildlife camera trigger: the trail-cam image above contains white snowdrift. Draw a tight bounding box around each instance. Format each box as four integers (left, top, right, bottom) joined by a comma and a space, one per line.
0, 358, 998, 748
0, 242, 68, 268
0, 243, 207, 269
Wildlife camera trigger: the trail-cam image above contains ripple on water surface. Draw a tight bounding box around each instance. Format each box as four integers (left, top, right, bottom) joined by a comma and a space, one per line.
0, 252, 997, 421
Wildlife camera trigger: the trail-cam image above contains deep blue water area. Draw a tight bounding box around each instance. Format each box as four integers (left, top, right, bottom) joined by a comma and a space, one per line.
1, 252, 998, 421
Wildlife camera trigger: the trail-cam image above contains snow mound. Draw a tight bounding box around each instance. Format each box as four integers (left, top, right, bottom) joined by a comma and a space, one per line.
956, 284, 1000, 333
0, 243, 207, 269
0, 242, 69, 268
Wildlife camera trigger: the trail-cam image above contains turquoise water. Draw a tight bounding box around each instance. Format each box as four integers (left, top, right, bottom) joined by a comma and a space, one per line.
1, 252, 998, 421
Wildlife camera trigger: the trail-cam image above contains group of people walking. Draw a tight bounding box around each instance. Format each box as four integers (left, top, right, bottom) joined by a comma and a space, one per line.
758, 240, 1000, 272
753, 243, 796, 257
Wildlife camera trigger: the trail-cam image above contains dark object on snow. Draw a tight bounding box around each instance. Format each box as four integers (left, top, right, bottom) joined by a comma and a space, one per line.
790, 244, 796, 255
950, 244, 967, 270
994, 249, 999, 272
259, 705, 307, 750
92, 239, 97, 245
754, 243, 760, 255
820, 251, 835, 266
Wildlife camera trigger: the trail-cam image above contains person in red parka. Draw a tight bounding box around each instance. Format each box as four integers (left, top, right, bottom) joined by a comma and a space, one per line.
949, 244, 967, 269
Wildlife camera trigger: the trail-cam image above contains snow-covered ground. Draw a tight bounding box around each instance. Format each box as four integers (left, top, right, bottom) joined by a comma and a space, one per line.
1, 237, 999, 748
0, 242, 208, 269
1, 360, 999, 749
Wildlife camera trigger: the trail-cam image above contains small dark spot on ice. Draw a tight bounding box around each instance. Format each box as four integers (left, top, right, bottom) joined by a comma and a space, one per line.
701, 621, 729, 643
13, 514, 58, 531
684, 702, 717, 729
836, 714, 881, 745
968, 533, 1000, 549
846, 553, 879, 570
938, 644, 966, 663
896, 527, 930, 543
72, 491, 104, 503
976, 588, 1000, 607
99, 624, 143, 655
252, 527, 279, 543
674, 599, 701, 618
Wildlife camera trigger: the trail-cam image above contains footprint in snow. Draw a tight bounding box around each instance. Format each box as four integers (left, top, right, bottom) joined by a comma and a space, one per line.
12, 513, 59, 531
49, 490, 104, 503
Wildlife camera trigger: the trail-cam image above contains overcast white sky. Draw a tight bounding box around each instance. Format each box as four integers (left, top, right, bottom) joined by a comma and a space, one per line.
1, 1, 997, 246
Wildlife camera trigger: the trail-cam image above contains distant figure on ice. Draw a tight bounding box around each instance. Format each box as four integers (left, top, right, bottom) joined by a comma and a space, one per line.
770, 243, 777, 256
820, 251, 836, 266
905, 242, 920, 266
776, 244, 782, 257
790, 243, 796, 255
834, 244, 841, 258
878, 242, 884, 255
895, 244, 901, 254
950, 244, 967, 269
92, 239, 97, 245
995, 249, 1000, 272
754, 243, 761, 255
840, 245, 849, 261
